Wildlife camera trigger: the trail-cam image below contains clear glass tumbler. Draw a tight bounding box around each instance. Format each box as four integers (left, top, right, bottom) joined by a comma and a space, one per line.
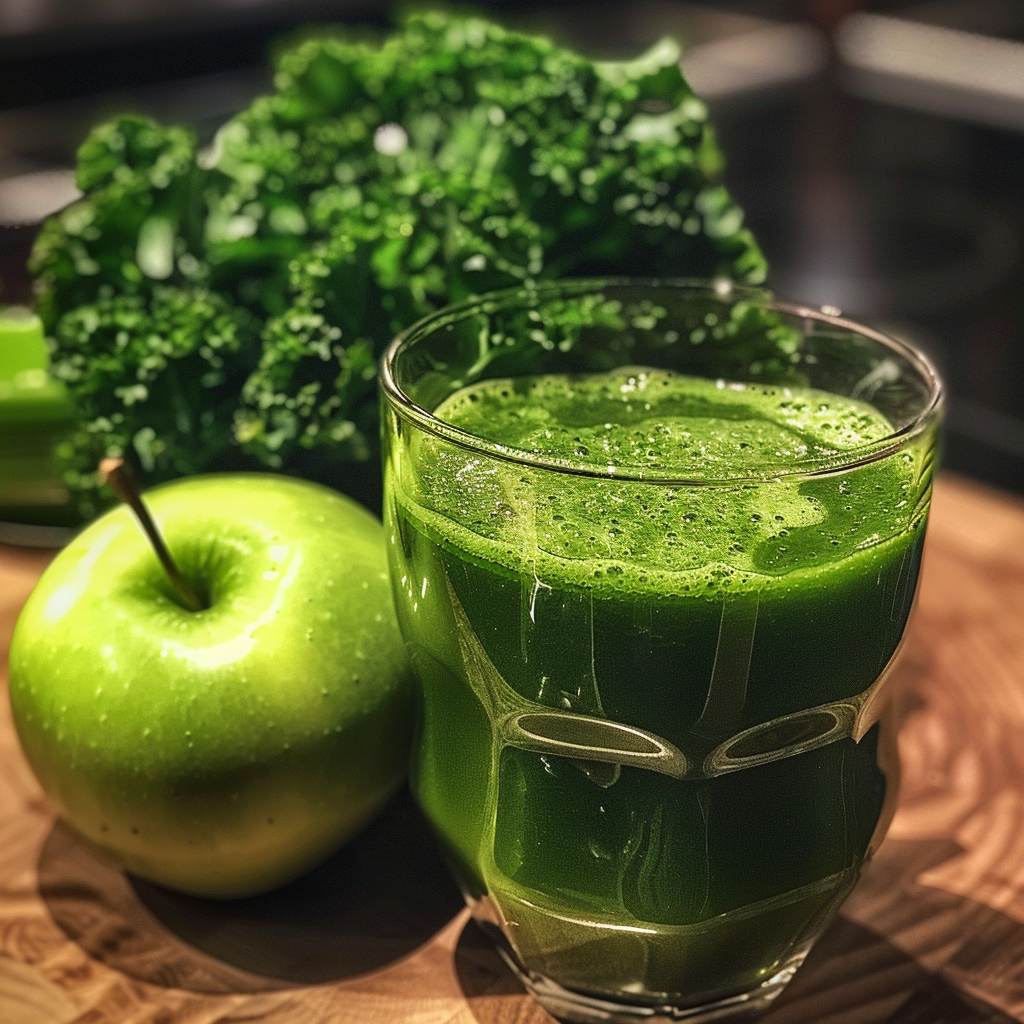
380, 280, 941, 1023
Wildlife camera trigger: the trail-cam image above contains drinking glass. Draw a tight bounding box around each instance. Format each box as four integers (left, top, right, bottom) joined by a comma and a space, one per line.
380, 280, 941, 1023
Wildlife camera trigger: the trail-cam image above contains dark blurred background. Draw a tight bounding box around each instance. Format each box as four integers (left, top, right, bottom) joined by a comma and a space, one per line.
1, 0, 1022, 494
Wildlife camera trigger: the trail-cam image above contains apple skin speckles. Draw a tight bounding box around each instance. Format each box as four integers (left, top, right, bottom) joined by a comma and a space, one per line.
8, 473, 414, 898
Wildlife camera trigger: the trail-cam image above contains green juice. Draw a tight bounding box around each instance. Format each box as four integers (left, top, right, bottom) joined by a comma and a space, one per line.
0, 309, 78, 529
385, 368, 929, 1006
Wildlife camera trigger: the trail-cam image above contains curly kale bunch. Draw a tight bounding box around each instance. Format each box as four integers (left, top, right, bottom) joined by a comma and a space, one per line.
31, 10, 771, 514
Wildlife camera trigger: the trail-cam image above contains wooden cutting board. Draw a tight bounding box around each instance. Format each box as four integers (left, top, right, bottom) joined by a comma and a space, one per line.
0, 472, 1023, 1024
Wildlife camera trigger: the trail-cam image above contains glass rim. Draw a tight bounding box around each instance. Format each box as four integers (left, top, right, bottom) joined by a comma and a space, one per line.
380, 277, 944, 485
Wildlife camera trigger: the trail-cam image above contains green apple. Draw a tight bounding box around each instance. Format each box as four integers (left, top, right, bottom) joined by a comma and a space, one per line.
9, 473, 414, 898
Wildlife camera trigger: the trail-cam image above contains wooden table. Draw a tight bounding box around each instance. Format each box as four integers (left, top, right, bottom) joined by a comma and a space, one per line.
1, 472, 1023, 1024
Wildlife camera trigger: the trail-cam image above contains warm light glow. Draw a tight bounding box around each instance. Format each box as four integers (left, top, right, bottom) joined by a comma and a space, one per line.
840, 14, 1024, 133
682, 24, 827, 100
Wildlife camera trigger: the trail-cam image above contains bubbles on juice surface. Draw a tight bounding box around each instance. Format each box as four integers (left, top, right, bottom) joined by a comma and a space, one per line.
409, 368, 919, 590
438, 369, 892, 474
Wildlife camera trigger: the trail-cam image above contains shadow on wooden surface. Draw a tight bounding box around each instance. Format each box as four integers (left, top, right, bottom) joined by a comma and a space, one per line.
762, 910, 1017, 1024
37, 789, 464, 994
454, 919, 559, 1023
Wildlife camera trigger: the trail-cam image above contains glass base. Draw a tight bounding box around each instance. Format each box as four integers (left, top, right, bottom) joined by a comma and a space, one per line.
492, 933, 805, 1023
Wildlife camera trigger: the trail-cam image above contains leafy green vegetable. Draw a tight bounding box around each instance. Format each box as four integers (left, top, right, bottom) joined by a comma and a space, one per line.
31, 10, 772, 513
48, 287, 259, 517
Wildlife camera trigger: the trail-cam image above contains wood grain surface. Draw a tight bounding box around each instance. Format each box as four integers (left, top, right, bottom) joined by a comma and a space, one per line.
0, 472, 1022, 1024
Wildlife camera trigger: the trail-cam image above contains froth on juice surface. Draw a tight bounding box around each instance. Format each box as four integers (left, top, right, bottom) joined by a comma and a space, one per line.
387, 366, 929, 1002
416, 368, 919, 587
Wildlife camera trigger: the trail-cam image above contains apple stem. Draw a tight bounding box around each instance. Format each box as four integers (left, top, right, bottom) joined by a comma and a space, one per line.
99, 458, 206, 612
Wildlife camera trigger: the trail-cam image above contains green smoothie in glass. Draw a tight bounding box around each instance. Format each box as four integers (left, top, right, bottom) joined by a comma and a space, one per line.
381, 281, 940, 1023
